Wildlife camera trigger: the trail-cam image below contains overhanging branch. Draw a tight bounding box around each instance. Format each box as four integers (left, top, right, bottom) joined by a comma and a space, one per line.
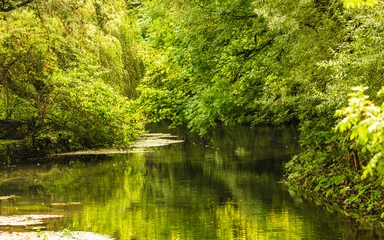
232, 38, 274, 83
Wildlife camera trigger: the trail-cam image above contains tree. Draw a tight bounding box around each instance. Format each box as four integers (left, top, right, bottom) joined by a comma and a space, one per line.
0, 0, 145, 150
138, 0, 346, 135
138, 0, 384, 218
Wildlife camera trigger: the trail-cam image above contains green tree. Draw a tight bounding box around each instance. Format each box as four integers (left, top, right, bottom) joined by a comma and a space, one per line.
138, 0, 346, 135
0, 0, 145, 150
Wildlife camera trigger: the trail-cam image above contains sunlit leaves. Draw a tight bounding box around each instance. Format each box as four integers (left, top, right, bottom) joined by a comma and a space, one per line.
341, 0, 378, 8
336, 87, 384, 179
51, 74, 144, 147
140, 0, 301, 134
0, 0, 145, 148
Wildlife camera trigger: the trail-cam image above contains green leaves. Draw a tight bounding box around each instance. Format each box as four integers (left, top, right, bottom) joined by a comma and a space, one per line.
0, 0, 145, 149
140, 0, 302, 133
50, 75, 144, 147
336, 86, 384, 179
341, 0, 378, 8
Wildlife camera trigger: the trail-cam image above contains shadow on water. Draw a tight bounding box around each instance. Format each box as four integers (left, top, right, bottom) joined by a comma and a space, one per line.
0, 123, 383, 239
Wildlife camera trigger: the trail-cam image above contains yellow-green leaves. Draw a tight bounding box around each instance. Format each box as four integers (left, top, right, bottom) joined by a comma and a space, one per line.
341, 0, 378, 8
335, 86, 384, 179
0, 0, 145, 148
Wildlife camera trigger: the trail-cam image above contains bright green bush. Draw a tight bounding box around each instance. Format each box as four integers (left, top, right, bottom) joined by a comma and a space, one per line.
336, 86, 384, 180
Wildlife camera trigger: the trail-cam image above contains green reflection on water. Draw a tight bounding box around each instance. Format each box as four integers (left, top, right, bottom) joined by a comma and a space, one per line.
0, 125, 380, 239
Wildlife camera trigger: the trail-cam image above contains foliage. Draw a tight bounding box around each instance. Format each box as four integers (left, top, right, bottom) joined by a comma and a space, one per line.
342, 0, 378, 8
0, 0, 145, 150
38, 74, 144, 148
336, 86, 384, 180
135, 85, 185, 127
138, 0, 348, 135
284, 0, 384, 218
285, 151, 384, 220
1, 0, 384, 221
138, 0, 384, 220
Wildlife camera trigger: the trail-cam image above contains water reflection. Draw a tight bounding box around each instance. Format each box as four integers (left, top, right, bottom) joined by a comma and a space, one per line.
0, 125, 382, 239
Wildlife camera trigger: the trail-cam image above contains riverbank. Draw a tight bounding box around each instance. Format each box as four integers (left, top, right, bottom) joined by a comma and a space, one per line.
0, 133, 184, 163
0, 133, 184, 240
4, 124, 371, 239
284, 153, 384, 223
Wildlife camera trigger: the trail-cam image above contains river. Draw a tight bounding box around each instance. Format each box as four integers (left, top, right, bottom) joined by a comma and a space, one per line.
0, 124, 381, 239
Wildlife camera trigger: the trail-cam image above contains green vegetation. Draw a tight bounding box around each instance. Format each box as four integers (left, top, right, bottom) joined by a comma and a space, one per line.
2, 126, 374, 239
0, 140, 20, 145
136, 0, 384, 221
0, 0, 145, 152
1, 0, 383, 222
336, 86, 384, 180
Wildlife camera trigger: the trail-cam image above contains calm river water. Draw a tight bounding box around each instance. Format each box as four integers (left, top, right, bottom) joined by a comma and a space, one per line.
0, 124, 381, 239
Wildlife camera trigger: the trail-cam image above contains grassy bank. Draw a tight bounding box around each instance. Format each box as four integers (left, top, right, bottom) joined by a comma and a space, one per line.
285, 153, 384, 223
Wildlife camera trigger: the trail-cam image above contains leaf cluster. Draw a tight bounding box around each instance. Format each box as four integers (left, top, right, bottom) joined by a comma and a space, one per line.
336, 87, 384, 179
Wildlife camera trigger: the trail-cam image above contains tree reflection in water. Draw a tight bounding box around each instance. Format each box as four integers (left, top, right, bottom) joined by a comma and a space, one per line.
0, 124, 382, 239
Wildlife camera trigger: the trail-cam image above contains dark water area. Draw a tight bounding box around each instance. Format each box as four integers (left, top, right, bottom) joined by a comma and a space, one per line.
0, 124, 382, 239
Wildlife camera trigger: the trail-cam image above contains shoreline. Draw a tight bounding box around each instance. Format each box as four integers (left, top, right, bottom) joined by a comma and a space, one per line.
0, 133, 184, 161
284, 160, 384, 225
